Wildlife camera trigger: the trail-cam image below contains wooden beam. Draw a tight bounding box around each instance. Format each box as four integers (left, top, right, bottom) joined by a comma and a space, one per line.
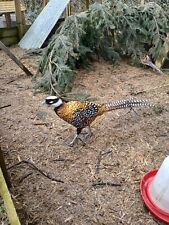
0, 146, 11, 188
0, 36, 18, 46
66, 2, 71, 16
0, 41, 34, 76
5, 13, 12, 27
0, 27, 18, 38
0, 168, 21, 225
14, 0, 25, 38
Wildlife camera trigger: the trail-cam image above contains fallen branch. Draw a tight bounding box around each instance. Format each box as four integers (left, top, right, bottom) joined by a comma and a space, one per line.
0, 41, 34, 76
49, 51, 61, 97
6, 79, 16, 84
8, 159, 64, 183
0, 104, 11, 110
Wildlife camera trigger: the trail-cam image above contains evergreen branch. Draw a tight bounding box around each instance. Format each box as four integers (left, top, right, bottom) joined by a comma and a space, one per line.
36, 0, 169, 94
49, 52, 61, 97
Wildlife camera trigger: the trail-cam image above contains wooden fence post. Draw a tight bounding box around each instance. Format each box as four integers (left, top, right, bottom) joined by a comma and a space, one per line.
14, 0, 25, 39
66, 2, 71, 16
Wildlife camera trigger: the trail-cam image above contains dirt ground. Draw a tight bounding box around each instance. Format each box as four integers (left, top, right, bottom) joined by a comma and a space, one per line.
0, 47, 169, 225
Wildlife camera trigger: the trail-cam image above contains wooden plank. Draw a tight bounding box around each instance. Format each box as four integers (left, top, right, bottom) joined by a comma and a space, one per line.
0, 168, 21, 225
0, 41, 34, 76
0, 36, 18, 45
0, 1, 25, 13
0, 27, 18, 38
19, 0, 70, 49
0, 13, 16, 28
15, 0, 25, 38
5, 13, 12, 27
66, 3, 71, 16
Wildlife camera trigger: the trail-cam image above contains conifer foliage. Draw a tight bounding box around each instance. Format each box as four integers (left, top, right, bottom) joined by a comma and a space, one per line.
36, 0, 169, 94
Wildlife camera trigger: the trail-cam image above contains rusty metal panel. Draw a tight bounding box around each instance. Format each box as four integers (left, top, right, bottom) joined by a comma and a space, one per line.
19, 0, 70, 49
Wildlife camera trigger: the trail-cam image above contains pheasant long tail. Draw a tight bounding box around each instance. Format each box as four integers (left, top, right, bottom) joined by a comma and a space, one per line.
104, 98, 152, 112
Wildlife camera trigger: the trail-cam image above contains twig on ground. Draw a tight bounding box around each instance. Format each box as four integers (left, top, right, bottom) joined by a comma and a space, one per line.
125, 107, 140, 116
0, 104, 11, 110
18, 172, 33, 183
92, 181, 121, 188
6, 79, 16, 84
95, 150, 112, 174
33, 122, 50, 126
52, 157, 72, 162
110, 213, 130, 225
8, 159, 64, 183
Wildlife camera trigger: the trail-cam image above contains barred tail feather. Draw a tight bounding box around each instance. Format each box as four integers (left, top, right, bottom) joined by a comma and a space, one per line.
104, 98, 152, 111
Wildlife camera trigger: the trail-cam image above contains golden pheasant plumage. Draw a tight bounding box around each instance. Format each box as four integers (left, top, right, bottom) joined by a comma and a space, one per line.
45, 96, 152, 146
56, 101, 105, 129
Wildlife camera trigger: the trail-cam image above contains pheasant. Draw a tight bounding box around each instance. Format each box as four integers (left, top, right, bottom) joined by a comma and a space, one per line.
44, 96, 152, 146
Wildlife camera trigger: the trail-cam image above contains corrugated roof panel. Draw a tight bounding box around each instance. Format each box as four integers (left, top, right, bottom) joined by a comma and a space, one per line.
19, 0, 70, 49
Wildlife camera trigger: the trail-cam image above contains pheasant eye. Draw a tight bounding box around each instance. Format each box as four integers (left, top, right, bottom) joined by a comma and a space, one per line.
50, 100, 54, 104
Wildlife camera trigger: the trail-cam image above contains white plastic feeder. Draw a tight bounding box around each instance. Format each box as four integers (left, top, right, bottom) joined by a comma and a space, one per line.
140, 156, 169, 223
149, 156, 169, 213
